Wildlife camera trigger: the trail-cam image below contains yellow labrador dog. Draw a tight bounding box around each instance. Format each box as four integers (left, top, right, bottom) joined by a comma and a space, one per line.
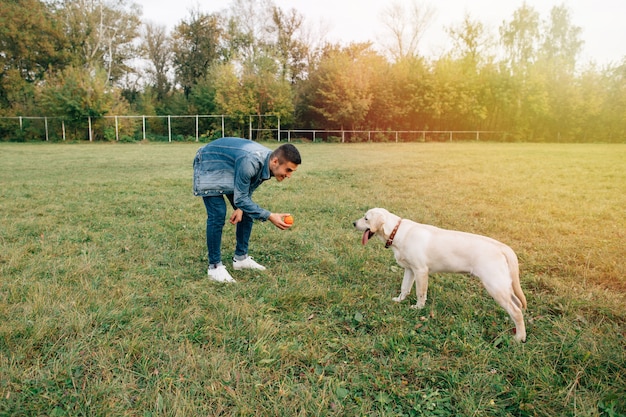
354, 208, 527, 342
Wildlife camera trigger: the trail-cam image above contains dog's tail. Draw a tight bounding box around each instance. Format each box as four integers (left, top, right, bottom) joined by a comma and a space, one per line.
504, 246, 527, 310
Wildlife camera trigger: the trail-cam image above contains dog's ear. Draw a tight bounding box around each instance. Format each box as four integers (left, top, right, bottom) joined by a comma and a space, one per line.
368, 211, 385, 233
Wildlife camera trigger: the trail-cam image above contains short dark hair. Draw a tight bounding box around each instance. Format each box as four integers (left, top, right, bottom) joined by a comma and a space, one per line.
272, 143, 301, 165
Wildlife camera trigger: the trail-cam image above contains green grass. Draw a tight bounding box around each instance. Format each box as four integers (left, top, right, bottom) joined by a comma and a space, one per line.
0, 141, 624, 416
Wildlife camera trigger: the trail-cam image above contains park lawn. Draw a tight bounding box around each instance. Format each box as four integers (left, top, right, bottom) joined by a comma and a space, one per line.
0, 141, 624, 416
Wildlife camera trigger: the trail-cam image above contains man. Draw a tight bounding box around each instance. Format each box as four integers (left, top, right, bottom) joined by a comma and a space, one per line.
193, 137, 302, 283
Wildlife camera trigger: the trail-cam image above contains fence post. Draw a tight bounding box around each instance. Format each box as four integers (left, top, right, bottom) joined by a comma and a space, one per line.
115, 116, 119, 141
221, 115, 225, 138
168, 115, 172, 142
88, 117, 93, 142
62, 120, 66, 141
476, 131, 479, 141
44, 117, 49, 141
249, 116, 252, 140
277, 116, 281, 141
195, 115, 199, 142
142, 116, 146, 141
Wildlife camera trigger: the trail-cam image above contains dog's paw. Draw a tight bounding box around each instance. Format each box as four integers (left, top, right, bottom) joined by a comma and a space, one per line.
392, 296, 404, 302
410, 301, 426, 309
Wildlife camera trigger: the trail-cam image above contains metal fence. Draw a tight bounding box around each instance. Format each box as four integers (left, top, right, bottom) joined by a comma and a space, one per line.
281, 129, 502, 142
0, 115, 276, 142
0, 115, 502, 143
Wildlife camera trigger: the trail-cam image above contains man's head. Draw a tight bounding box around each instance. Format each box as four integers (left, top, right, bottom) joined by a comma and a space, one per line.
269, 143, 301, 181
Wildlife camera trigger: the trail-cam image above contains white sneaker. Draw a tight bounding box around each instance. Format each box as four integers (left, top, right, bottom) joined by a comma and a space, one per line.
233, 256, 266, 271
207, 265, 236, 283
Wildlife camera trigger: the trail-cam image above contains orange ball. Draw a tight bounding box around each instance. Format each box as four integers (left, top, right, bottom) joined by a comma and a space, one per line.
284, 215, 294, 225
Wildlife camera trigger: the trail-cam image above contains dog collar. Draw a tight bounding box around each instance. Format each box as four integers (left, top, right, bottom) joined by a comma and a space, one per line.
385, 219, 402, 248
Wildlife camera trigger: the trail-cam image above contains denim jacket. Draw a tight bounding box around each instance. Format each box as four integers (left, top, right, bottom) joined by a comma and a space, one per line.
193, 137, 272, 220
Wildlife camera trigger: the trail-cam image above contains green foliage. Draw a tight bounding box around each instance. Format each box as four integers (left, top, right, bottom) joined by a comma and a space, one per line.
59, 0, 141, 83
0, 0, 69, 87
0, 142, 624, 415
36, 66, 130, 140
1, 1, 625, 142
171, 11, 225, 96
308, 43, 378, 130
189, 73, 218, 115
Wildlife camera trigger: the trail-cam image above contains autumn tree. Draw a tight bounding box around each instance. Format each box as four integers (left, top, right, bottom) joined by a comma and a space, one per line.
0, 0, 69, 112
307, 43, 378, 131
171, 9, 225, 97
58, 0, 142, 84
37, 66, 130, 140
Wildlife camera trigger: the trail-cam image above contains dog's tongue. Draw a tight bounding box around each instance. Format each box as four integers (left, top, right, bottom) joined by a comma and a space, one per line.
362, 230, 371, 245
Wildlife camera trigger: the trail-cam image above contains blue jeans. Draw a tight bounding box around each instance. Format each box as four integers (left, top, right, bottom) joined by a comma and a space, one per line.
202, 195, 254, 266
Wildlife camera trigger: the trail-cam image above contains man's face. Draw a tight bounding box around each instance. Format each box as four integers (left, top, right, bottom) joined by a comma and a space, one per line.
270, 157, 298, 181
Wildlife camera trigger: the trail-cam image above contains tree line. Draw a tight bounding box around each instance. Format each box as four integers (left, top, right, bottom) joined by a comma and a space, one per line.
1, 0, 624, 142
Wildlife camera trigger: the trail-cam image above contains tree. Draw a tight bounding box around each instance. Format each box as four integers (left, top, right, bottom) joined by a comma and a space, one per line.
212, 63, 254, 134
607, 60, 626, 141
499, 4, 548, 139
171, 9, 225, 96
270, 6, 309, 84
537, 5, 584, 141
499, 3, 541, 76
141, 22, 172, 101
441, 15, 496, 131
37, 65, 129, 139
224, 0, 274, 65
307, 44, 377, 131
540, 4, 583, 76
58, 0, 142, 84
383, 56, 433, 131
243, 54, 294, 127
189, 71, 218, 115
446, 13, 493, 69
0, 0, 69, 110
380, 0, 435, 61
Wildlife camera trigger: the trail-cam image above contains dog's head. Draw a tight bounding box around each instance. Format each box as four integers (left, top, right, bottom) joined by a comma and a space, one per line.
353, 208, 392, 245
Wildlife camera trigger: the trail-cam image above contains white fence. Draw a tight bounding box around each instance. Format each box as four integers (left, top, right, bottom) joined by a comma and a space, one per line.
282, 129, 501, 142
0, 115, 502, 142
0, 115, 279, 142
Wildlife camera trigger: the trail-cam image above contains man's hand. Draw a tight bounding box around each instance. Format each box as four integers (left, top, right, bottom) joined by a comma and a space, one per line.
229, 209, 243, 224
268, 213, 293, 230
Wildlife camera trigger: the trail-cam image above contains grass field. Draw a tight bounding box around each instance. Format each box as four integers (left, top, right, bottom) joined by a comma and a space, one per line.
0, 141, 624, 416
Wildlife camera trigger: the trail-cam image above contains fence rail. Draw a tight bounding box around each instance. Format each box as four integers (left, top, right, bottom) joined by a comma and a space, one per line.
0, 115, 502, 143
281, 129, 501, 142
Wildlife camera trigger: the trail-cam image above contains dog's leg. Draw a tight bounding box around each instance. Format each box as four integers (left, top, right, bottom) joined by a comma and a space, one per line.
393, 268, 414, 302
482, 280, 527, 342
498, 295, 526, 342
410, 269, 429, 309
